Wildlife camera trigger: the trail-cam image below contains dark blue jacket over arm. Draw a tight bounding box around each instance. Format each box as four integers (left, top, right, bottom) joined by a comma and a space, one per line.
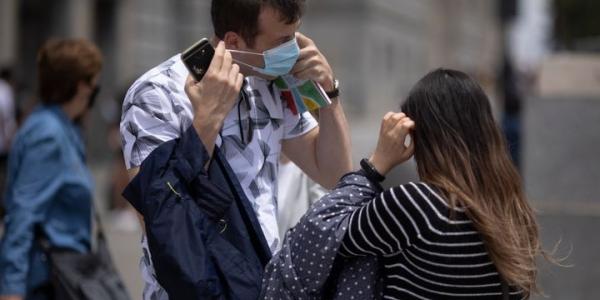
123, 125, 271, 300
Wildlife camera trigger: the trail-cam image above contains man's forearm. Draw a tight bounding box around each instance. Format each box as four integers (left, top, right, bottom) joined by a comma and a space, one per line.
315, 99, 353, 188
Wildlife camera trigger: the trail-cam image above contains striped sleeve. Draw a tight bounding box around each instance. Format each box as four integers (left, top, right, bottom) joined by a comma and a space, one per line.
340, 186, 418, 256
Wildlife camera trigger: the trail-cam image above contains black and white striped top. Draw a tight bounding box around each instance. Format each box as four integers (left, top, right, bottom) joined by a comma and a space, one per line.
340, 182, 524, 299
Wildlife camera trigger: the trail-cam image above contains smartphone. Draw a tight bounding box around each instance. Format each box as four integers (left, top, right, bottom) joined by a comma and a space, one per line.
181, 38, 215, 81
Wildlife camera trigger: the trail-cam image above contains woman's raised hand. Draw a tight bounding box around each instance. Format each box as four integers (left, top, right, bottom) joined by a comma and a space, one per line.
369, 112, 415, 175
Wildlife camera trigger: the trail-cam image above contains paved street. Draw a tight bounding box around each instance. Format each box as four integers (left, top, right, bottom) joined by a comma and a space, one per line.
105, 225, 144, 300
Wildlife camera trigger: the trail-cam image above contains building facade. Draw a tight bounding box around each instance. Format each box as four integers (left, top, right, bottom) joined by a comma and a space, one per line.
0, 0, 500, 158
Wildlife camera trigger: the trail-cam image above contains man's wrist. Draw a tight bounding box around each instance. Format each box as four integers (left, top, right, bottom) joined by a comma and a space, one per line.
180, 124, 213, 173
320, 74, 335, 91
193, 115, 220, 133
192, 115, 222, 150
324, 78, 340, 99
319, 96, 341, 112
193, 108, 227, 130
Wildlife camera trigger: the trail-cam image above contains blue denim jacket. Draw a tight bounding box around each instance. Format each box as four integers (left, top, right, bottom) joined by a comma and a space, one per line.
0, 105, 93, 297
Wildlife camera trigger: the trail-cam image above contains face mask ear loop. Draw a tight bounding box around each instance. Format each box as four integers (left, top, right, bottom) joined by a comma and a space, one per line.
228, 49, 265, 73
227, 49, 264, 56
232, 58, 262, 73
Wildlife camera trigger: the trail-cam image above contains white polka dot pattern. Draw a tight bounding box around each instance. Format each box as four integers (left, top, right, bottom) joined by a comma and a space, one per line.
261, 172, 384, 299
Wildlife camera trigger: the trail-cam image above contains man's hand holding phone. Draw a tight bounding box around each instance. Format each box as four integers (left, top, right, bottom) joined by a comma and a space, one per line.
184, 41, 244, 156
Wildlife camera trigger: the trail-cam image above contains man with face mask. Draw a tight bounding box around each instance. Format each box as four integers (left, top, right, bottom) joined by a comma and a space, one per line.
119, 0, 352, 299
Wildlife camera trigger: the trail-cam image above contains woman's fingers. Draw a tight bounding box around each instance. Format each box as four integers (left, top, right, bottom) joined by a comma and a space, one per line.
393, 118, 414, 135
382, 112, 408, 134
383, 111, 395, 121
381, 112, 413, 140
405, 135, 415, 156
389, 118, 414, 151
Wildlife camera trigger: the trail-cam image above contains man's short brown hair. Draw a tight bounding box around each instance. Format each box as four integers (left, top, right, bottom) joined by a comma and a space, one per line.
211, 0, 306, 47
37, 38, 103, 105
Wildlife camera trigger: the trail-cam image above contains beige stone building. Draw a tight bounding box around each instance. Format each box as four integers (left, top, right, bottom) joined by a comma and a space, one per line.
0, 0, 499, 116
0, 0, 500, 163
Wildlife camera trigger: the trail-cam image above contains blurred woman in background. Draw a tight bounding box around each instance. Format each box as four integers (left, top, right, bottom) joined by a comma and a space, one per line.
0, 38, 102, 300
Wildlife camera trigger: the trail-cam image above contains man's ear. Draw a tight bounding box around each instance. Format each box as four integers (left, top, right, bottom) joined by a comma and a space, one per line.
223, 32, 247, 50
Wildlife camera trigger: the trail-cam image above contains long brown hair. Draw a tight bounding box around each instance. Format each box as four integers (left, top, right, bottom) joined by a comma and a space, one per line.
401, 69, 542, 297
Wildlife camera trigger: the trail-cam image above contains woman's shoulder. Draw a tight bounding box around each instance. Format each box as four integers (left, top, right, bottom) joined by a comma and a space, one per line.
387, 182, 467, 214
387, 181, 435, 199
15, 108, 64, 147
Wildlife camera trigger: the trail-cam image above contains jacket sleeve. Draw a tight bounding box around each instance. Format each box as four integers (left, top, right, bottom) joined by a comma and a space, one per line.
123, 124, 218, 217
260, 170, 383, 299
122, 125, 233, 299
0, 134, 65, 296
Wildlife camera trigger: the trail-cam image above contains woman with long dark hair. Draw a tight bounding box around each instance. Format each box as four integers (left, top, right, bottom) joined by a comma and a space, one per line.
263, 69, 546, 299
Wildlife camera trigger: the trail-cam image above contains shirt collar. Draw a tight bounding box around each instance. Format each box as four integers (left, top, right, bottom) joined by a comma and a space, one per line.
42, 104, 86, 158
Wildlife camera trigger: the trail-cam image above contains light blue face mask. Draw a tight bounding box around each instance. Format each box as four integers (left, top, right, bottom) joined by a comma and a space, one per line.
230, 38, 300, 77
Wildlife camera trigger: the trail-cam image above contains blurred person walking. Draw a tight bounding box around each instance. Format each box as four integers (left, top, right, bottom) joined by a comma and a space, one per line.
263, 69, 550, 299
0, 39, 102, 300
0, 67, 17, 218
